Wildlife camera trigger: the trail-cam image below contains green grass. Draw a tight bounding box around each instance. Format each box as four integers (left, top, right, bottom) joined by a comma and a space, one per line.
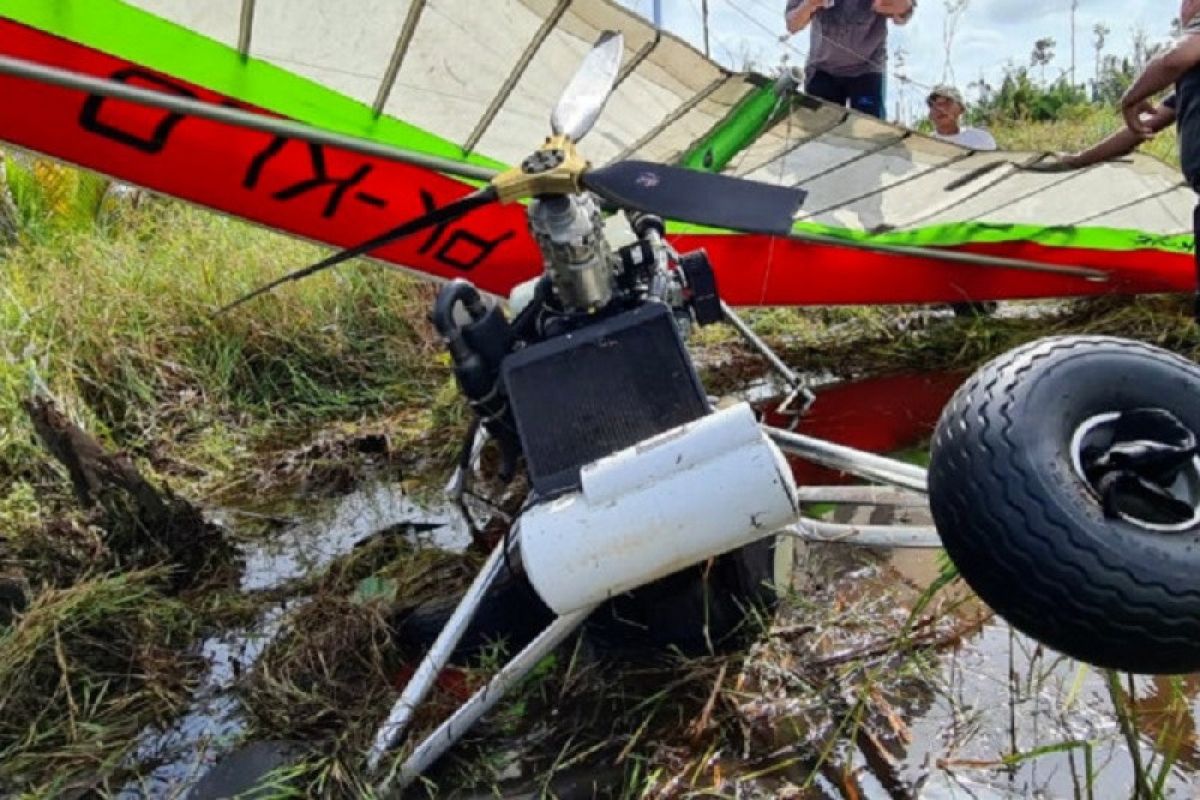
0, 168, 466, 793
0, 568, 199, 796
0, 185, 457, 500
990, 104, 1181, 167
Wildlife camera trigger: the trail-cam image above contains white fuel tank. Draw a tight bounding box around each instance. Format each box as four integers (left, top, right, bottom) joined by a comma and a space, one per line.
519, 403, 799, 615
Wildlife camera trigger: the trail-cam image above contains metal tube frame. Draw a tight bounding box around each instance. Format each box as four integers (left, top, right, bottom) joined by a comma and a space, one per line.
0, 55, 499, 184
721, 302, 816, 416
766, 426, 928, 493
237, 0, 257, 58
366, 430, 935, 783
786, 521, 941, 548
366, 538, 510, 771
378, 606, 595, 796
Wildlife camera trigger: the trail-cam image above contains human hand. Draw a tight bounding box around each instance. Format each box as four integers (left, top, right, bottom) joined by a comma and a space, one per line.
872, 0, 913, 16
1122, 98, 1157, 138
1023, 153, 1081, 173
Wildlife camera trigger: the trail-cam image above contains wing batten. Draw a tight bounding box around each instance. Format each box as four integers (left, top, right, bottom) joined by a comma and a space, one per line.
237, 0, 256, 57
1067, 183, 1191, 228
463, 0, 573, 155
615, 75, 727, 163
372, 0, 427, 117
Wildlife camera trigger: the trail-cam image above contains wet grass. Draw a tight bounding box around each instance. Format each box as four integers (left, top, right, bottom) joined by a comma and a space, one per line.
1, 157, 457, 505
0, 157, 464, 794
0, 568, 200, 796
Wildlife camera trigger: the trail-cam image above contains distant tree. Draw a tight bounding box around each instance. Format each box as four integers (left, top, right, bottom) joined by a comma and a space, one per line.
967, 73, 994, 109
941, 0, 971, 84
1092, 22, 1110, 90
1093, 53, 1137, 104
1130, 26, 1166, 72
1070, 0, 1079, 85
971, 65, 1087, 123
1031, 37, 1056, 83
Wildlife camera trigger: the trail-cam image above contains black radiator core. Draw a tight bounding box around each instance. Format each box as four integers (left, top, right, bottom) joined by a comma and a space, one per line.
502, 304, 709, 498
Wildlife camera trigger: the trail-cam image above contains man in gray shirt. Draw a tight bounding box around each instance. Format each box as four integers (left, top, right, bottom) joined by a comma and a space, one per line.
785, 0, 915, 119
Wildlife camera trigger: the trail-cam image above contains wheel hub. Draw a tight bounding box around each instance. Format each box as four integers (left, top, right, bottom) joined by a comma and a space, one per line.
1070, 408, 1200, 532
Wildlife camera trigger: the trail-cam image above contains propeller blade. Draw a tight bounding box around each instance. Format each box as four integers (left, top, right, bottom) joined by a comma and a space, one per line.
582, 161, 806, 236
215, 187, 498, 314
551, 31, 624, 142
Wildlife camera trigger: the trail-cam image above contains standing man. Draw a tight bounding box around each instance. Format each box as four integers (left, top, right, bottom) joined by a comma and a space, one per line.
1059, 1, 1200, 321
785, 0, 915, 119
926, 85, 997, 149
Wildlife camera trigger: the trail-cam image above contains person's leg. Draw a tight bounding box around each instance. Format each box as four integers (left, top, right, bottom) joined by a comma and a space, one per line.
845, 72, 885, 119
805, 70, 849, 106
1193, 198, 1199, 323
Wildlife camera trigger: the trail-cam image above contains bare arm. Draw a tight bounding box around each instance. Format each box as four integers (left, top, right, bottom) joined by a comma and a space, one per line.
785, 0, 825, 33
873, 0, 915, 25
1122, 34, 1200, 134
1065, 103, 1177, 168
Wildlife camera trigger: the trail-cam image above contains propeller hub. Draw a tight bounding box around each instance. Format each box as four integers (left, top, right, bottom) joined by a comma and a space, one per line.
521, 149, 567, 175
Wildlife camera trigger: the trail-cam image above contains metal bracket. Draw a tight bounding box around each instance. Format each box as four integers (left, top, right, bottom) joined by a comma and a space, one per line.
721, 301, 815, 423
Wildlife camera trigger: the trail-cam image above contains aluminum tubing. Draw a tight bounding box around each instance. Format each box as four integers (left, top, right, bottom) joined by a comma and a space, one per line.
519, 403, 799, 615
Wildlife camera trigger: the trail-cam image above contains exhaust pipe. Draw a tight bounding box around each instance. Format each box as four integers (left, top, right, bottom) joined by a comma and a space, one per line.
519, 403, 800, 614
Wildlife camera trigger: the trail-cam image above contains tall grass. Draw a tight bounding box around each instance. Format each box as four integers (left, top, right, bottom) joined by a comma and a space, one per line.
0, 179, 449, 494
990, 104, 1181, 167
0, 568, 198, 795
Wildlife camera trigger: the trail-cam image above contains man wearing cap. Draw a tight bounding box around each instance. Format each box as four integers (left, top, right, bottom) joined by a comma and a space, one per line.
927, 85, 997, 150
785, 0, 915, 119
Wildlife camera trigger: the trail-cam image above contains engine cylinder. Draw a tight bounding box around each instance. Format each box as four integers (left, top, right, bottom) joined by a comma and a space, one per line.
528, 194, 613, 311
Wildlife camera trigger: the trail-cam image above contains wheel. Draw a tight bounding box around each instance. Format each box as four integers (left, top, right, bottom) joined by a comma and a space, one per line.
394, 539, 782, 662
928, 336, 1200, 674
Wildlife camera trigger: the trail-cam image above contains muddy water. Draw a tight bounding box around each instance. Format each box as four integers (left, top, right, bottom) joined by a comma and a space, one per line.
122, 370, 1200, 797
748, 370, 1200, 798
120, 483, 466, 799
782, 542, 1200, 799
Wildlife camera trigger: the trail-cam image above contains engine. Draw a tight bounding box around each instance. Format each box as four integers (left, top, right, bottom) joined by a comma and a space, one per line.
431, 200, 723, 499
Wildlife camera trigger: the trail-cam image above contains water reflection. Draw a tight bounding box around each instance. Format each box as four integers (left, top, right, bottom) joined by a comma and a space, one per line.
121, 482, 465, 798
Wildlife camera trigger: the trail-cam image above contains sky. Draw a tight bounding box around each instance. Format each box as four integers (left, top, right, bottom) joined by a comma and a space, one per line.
619, 0, 1180, 124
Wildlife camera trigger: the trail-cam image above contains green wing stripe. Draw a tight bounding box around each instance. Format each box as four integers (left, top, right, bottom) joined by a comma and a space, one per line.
796, 221, 1191, 255
679, 83, 780, 173
664, 219, 1193, 256
2, 0, 504, 170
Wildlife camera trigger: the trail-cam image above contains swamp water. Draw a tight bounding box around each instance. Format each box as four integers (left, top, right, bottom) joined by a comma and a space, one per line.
117, 371, 1200, 798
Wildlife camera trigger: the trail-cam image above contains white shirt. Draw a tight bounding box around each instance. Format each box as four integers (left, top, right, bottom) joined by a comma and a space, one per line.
933, 127, 997, 151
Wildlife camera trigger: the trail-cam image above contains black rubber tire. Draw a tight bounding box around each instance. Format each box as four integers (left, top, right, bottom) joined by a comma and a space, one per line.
394, 539, 779, 662
928, 335, 1200, 674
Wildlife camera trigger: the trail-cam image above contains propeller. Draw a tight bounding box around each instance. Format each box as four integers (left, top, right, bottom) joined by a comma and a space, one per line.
216, 31, 808, 311
583, 160, 803, 235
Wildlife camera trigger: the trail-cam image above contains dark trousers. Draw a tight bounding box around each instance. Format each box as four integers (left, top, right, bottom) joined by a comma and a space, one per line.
1194, 202, 1200, 320
805, 70, 886, 119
